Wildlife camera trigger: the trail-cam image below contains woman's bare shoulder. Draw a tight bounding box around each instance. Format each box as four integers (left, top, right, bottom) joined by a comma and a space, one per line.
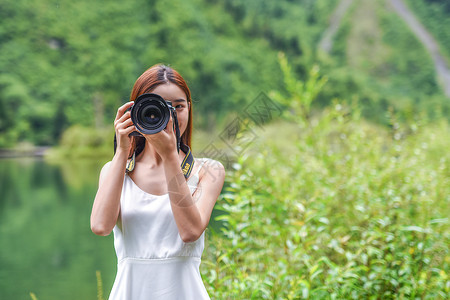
101, 161, 112, 172
197, 158, 225, 181
98, 161, 112, 183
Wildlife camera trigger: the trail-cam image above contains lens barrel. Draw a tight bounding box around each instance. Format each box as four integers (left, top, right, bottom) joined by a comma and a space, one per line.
130, 93, 172, 135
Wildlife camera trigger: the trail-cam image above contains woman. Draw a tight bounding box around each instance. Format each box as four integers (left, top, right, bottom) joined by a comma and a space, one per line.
90, 64, 225, 299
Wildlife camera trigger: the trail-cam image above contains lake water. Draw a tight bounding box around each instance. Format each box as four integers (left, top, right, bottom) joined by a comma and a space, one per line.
0, 158, 115, 299
0, 157, 223, 300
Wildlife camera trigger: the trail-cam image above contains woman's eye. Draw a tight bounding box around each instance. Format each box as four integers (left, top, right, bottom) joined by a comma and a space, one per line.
176, 105, 184, 109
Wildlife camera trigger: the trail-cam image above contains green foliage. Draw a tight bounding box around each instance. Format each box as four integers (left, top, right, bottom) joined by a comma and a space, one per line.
0, 0, 287, 147
201, 57, 449, 299
272, 52, 328, 123
204, 114, 450, 298
46, 125, 114, 160
318, 0, 449, 125
379, 3, 438, 96
405, 0, 450, 63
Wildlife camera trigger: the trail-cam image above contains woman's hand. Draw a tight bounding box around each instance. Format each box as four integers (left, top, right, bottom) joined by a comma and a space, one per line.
143, 115, 178, 160
114, 102, 136, 153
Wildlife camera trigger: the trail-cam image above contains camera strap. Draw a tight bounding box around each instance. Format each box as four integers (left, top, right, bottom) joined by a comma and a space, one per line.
173, 110, 194, 179
180, 143, 194, 178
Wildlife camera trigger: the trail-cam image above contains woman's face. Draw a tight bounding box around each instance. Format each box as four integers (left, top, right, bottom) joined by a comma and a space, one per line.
150, 83, 190, 136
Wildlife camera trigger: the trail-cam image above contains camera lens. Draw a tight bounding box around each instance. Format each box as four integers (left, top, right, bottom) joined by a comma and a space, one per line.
140, 106, 162, 126
130, 93, 171, 135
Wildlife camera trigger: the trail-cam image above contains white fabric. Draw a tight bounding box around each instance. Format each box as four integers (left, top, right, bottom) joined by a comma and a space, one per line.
109, 159, 210, 300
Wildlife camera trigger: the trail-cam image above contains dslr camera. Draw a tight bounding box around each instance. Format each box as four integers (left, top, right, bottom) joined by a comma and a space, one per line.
129, 93, 178, 136
123, 93, 193, 176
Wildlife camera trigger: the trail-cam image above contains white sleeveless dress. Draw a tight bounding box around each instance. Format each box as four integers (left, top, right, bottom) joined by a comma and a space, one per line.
109, 159, 210, 300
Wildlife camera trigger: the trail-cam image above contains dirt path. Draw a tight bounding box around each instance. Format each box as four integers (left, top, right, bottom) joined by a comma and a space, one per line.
318, 0, 354, 53
388, 0, 450, 97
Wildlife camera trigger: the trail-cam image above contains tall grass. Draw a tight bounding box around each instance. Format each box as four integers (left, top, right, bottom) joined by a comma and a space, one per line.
201, 59, 449, 299
96, 271, 105, 300
29, 292, 38, 300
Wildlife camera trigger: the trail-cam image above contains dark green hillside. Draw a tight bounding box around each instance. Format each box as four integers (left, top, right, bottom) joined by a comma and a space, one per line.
405, 0, 450, 61
317, 0, 448, 123
0, 0, 286, 146
0, 0, 448, 148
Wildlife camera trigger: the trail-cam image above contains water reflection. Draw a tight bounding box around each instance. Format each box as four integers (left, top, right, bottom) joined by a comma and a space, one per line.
0, 158, 115, 300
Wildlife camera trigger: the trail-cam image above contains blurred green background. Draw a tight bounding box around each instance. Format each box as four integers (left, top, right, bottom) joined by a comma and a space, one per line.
0, 0, 449, 299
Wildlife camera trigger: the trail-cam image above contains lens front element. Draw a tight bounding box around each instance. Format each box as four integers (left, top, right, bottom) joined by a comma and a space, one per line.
130, 93, 171, 135
140, 105, 162, 126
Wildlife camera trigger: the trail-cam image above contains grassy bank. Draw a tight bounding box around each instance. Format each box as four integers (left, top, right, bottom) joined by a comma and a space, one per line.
202, 102, 449, 299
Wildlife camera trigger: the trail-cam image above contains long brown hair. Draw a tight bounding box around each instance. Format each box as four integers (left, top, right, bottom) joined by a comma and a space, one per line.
125, 64, 193, 158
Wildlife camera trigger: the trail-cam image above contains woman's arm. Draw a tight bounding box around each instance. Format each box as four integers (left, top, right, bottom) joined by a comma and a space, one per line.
163, 155, 225, 242
90, 150, 128, 236
90, 102, 136, 236
144, 116, 225, 242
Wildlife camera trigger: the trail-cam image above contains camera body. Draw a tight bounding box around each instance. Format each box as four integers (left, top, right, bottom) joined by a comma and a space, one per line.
120, 92, 193, 177
129, 93, 177, 137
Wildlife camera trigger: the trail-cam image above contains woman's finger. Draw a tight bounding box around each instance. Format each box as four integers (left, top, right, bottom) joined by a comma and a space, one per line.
116, 117, 134, 131
165, 115, 174, 134
114, 102, 134, 122
114, 111, 132, 128
122, 125, 137, 135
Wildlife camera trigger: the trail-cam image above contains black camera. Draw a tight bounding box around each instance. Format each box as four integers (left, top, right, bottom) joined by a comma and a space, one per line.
120, 92, 194, 177
129, 93, 176, 136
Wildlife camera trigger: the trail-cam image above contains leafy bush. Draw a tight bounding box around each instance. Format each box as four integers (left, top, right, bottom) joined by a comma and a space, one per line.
201, 60, 449, 299
46, 125, 114, 160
